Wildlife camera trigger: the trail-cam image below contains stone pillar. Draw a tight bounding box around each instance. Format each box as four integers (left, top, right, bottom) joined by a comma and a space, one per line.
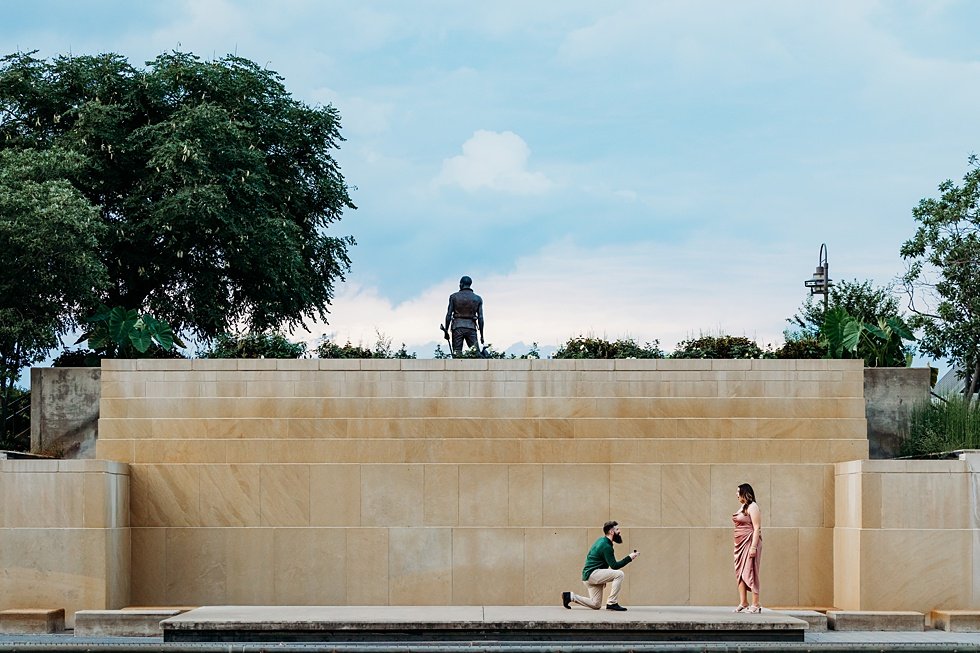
863, 368, 930, 459
30, 367, 101, 458
0, 459, 130, 627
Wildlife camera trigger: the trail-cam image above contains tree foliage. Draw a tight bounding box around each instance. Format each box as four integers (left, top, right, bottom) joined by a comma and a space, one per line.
0, 147, 107, 429
79, 305, 185, 358
789, 278, 902, 337
901, 156, 980, 402
0, 50, 356, 341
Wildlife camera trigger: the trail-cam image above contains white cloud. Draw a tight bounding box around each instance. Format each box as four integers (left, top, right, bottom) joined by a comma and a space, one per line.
434, 130, 554, 195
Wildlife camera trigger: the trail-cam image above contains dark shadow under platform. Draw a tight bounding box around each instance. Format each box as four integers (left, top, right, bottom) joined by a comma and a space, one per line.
161, 606, 807, 643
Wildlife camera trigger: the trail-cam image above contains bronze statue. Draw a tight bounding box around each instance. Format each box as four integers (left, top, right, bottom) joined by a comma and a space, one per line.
443, 275, 484, 355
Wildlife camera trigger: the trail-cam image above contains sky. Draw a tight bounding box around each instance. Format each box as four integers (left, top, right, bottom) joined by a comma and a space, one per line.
3, 0, 980, 362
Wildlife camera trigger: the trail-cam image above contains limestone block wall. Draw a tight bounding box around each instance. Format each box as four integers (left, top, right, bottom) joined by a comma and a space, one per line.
97, 358, 865, 608
0, 459, 130, 626
834, 455, 980, 611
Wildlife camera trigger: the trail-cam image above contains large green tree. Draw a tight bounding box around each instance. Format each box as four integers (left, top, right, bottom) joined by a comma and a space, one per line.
0, 148, 107, 439
901, 155, 980, 402
0, 50, 355, 340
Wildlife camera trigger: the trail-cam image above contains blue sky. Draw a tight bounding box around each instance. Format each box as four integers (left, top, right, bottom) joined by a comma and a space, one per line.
4, 1, 980, 361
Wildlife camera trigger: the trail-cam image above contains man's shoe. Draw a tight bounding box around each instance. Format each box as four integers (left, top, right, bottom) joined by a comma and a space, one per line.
562, 591, 572, 609
606, 603, 627, 611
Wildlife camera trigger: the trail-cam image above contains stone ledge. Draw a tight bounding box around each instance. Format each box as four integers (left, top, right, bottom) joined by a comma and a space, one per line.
0, 608, 66, 634
74, 609, 182, 637
931, 610, 980, 632
773, 610, 827, 631
827, 611, 924, 631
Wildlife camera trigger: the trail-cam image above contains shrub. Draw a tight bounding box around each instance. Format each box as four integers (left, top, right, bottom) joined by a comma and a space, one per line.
200, 332, 306, 359
52, 345, 185, 366
553, 336, 664, 359
316, 333, 416, 359
316, 340, 375, 359
671, 335, 770, 359
774, 333, 824, 359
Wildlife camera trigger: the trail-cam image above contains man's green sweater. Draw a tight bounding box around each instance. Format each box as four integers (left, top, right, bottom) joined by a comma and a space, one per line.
581, 536, 632, 581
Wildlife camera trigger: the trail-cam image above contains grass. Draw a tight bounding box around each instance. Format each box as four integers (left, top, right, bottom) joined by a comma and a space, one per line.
900, 394, 980, 457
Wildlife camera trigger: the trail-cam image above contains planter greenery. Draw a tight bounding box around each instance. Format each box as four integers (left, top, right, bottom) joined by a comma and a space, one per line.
900, 395, 980, 457
553, 336, 663, 359
821, 307, 915, 367
201, 332, 307, 359
671, 335, 767, 359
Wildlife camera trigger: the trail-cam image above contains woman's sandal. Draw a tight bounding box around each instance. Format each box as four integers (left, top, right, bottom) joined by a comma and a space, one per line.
747, 605, 762, 614
732, 604, 748, 613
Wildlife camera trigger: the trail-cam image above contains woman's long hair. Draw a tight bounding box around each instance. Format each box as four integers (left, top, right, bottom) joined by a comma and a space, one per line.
738, 483, 756, 514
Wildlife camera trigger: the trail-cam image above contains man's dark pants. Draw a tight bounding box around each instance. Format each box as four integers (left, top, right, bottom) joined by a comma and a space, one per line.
452, 328, 479, 354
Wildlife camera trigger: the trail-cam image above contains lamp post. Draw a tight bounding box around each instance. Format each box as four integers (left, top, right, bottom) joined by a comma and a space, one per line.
803, 243, 832, 315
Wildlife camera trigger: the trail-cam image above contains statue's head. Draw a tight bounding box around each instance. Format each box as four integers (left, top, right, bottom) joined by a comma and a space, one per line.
459, 275, 472, 289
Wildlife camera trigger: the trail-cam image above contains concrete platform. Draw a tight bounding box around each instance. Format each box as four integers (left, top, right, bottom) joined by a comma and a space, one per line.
161, 606, 808, 643
827, 610, 925, 631
74, 609, 183, 637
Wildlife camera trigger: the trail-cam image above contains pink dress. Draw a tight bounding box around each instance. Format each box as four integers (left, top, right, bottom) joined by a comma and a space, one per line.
733, 509, 761, 593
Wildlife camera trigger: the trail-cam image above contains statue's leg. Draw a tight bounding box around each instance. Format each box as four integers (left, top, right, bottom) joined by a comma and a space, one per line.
451, 329, 464, 355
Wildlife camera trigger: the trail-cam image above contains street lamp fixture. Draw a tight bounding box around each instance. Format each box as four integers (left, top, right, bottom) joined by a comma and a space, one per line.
803, 243, 832, 313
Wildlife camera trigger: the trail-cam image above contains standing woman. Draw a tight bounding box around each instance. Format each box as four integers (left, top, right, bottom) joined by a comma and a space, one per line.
732, 483, 762, 613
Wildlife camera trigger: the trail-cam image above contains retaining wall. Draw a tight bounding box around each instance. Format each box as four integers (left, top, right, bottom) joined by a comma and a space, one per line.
99, 358, 863, 608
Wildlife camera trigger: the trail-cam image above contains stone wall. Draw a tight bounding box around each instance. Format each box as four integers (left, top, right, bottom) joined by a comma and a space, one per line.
30, 367, 101, 458
9, 359, 971, 615
98, 358, 865, 608
834, 454, 979, 611
0, 459, 130, 626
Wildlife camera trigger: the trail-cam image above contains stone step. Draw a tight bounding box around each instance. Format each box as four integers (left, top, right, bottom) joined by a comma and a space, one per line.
100, 396, 867, 419
97, 436, 868, 464
773, 610, 827, 631
74, 609, 183, 637
827, 611, 925, 631
931, 610, 980, 632
0, 608, 65, 634
99, 416, 869, 440
116, 380, 865, 400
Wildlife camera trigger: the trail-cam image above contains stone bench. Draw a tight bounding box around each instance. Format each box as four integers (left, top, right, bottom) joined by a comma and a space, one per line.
931, 610, 980, 632
74, 609, 182, 637
827, 611, 924, 631
0, 609, 66, 634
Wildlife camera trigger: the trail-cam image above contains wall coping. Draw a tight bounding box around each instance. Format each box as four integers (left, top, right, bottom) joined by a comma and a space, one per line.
98, 359, 871, 372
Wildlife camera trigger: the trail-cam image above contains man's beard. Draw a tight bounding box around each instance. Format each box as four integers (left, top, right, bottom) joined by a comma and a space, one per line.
612, 533, 623, 544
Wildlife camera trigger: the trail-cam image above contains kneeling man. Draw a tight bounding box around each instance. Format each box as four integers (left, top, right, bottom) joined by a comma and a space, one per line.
563, 520, 639, 611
